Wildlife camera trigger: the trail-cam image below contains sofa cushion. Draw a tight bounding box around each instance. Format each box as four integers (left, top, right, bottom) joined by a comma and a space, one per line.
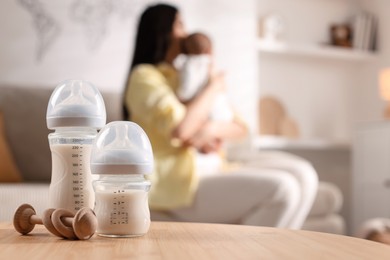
0, 183, 49, 222
0, 111, 22, 182
0, 87, 52, 182
308, 182, 343, 217
302, 214, 346, 235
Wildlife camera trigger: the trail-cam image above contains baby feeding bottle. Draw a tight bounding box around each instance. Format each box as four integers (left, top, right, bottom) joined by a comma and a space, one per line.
46, 80, 106, 212
91, 121, 153, 237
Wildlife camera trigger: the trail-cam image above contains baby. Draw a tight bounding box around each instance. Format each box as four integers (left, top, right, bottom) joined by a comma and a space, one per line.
175, 32, 234, 122
174, 32, 235, 175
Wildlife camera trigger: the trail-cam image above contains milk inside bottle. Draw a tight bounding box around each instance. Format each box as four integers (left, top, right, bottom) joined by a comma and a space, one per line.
91, 121, 153, 237
46, 80, 106, 212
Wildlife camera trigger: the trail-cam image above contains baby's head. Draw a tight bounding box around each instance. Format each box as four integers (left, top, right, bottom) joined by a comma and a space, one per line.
182, 32, 212, 55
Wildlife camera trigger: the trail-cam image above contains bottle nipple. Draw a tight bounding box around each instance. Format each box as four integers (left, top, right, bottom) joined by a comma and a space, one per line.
90, 121, 154, 175
46, 80, 106, 129
62, 81, 89, 106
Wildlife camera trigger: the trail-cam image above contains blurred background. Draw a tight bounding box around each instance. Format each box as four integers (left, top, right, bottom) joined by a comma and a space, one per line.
1, 0, 390, 236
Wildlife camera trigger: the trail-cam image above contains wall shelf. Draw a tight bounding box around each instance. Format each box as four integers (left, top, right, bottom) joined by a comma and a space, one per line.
253, 135, 351, 151
257, 40, 378, 62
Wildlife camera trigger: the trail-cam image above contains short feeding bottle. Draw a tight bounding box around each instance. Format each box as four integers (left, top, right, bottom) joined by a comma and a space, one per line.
90, 121, 153, 237
46, 80, 106, 213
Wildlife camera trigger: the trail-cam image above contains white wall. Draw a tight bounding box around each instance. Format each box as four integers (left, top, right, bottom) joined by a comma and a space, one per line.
0, 0, 143, 90
257, 0, 360, 45
256, 0, 368, 142
0, 0, 258, 132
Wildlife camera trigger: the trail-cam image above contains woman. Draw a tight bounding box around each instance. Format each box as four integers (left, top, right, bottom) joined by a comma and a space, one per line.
124, 3, 317, 228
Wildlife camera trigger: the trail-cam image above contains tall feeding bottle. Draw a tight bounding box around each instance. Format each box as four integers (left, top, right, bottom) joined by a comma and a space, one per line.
46, 80, 106, 212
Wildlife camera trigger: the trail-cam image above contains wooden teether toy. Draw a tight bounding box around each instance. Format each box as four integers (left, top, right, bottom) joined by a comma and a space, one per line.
13, 204, 97, 240
50, 208, 97, 240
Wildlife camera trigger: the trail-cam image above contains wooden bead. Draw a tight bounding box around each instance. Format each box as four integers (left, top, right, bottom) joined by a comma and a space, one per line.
13, 204, 36, 235
73, 208, 97, 240
42, 208, 63, 238
51, 209, 77, 240
50, 208, 97, 240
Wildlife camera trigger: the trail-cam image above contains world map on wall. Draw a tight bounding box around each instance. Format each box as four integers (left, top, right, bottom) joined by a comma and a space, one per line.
17, 0, 142, 62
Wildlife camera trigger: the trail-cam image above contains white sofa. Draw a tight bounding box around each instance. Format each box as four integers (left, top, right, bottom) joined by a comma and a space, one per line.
0, 86, 345, 234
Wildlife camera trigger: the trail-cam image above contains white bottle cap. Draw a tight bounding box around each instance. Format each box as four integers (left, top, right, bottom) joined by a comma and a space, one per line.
90, 121, 154, 175
46, 80, 106, 129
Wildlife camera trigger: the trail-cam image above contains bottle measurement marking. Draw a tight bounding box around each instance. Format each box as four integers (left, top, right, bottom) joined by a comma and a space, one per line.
72, 145, 84, 211
110, 190, 128, 225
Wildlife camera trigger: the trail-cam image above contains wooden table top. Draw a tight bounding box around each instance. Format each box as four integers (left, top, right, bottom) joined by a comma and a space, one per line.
1, 221, 390, 259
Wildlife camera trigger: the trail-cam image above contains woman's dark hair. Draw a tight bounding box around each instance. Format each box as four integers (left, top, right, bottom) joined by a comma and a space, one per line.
123, 4, 178, 120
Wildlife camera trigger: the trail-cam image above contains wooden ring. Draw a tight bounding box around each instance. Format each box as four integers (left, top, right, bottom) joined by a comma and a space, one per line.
73, 208, 97, 240
42, 208, 63, 237
13, 204, 36, 235
51, 209, 77, 240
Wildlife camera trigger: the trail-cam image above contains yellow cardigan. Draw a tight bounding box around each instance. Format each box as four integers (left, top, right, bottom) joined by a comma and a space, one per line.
125, 63, 198, 210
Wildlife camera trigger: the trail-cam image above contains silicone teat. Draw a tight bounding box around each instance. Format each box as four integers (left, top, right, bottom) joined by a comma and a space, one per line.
90, 121, 154, 175
63, 82, 89, 106
107, 123, 133, 149
46, 80, 106, 129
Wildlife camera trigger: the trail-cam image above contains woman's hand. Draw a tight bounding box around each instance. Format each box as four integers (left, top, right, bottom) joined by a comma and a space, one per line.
208, 71, 226, 92
185, 121, 222, 153
199, 139, 222, 154
184, 118, 248, 150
